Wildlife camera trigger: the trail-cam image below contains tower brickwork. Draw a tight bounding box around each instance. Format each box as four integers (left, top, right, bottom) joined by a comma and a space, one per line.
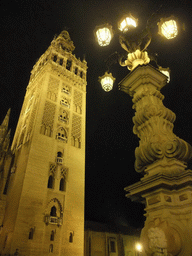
0, 109, 12, 228
0, 31, 87, 256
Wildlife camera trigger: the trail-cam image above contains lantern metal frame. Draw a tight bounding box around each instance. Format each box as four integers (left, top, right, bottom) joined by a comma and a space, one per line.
98, 72, 116, 92
94, 23, 114, 47
118, 13, 138, 33
158, 16, 178, 39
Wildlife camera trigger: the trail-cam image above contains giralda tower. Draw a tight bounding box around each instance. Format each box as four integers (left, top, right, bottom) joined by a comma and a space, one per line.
0, 31, 87, 256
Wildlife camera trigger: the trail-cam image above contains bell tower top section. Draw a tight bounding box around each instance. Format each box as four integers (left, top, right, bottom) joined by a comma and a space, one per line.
51, 30, 75, 53
28, 30, 87, 91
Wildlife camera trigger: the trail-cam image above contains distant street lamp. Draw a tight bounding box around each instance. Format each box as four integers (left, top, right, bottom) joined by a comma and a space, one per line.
135, 242, 143, 255
98, 72, 116, 92
94, 9, 192, 256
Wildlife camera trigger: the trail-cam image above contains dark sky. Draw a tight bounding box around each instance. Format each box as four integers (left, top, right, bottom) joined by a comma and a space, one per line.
1, 0, 192, 228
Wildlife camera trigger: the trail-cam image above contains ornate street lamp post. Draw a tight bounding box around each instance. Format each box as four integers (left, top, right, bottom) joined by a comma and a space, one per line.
94, 12, 192, 256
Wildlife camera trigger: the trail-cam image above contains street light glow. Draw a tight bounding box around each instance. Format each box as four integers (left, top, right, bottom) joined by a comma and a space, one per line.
158, 17, 178, 39
94, 24, 113, 46
98, 72, 116, 92
135, 242, 143, 252
118, 14, 138, 32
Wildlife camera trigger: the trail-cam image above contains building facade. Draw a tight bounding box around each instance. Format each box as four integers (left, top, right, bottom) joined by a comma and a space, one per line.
0, 31, 87, 256
84, 221, 141, 256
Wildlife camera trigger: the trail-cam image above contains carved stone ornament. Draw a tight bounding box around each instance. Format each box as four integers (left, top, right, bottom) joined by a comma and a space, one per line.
141, 218, 182, 256
119, 49, 150, 71
119, 65, 192, 174
148, 227, 167, 254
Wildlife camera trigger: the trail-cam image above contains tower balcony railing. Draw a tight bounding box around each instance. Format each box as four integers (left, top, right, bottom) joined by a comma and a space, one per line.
45, 215, 62, 226
56, 135, 68, 142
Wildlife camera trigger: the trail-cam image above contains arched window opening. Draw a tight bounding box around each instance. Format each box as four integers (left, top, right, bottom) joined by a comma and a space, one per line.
66, 59, 72, 71
80, 71, 84, 78
50, 230, 55, 241
74, 67, 78, 75
50, 206, 57, 217
59, 58, 63, 65
59, 178, 65, 191
49, 244, 53, 253
53, 55, 57, 62
69, 232, 73, 243
57, 127, 67, 142
47, 175, 54, 189
28, 228, 34, 240
57, 151, 63, 158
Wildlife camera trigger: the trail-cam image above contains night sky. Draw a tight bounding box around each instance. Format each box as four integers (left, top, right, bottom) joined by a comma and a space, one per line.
1, 0, 192, 229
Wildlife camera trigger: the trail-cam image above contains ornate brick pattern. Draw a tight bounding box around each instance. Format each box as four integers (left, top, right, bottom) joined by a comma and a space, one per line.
47, 76, 60, 102
41, 101, 56, 137
73, 90, 82, 114
71, 114, 81, 148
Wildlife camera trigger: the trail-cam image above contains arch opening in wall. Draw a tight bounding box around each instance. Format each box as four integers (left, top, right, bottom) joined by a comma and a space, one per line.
50, 230, 55, 241
66, 59, 72, 70
59, 177, 66, 191
28, 228, 34, 240
47, 175, 54, 189
49, 244, 53, 253
50, 206, 57, 217
56, 127, 68, 142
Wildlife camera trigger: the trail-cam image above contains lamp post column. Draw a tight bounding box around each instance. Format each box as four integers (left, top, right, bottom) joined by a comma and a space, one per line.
119, 64, 192, 256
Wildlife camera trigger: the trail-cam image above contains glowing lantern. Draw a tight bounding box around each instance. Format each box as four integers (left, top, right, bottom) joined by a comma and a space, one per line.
94, 24, 113, 46
98, 72, 116, 92
118, 14, 138, 32
135, 243, 143, 253
159, 67, 170, 83
158, 16, 178, 39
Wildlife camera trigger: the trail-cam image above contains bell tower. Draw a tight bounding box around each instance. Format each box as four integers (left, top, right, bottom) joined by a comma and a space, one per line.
0, 31, 87, 256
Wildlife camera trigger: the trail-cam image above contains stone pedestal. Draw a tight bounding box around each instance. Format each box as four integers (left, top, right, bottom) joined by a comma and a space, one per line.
119, 64, 192, 256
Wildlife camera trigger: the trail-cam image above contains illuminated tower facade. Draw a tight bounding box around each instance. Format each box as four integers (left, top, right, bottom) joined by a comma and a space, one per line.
0, 31, 87, 256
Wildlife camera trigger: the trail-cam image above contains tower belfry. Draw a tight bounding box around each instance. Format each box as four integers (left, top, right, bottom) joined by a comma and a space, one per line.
0, 31, 87, 255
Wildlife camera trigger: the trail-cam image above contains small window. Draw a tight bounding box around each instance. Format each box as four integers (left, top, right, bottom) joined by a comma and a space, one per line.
74, 67, 78, 75
69, 232, 73, 243
28, 228, 34, 240
50, 206, 57, 217
59, 178, 65, 191
80, 71, 83, 78
49, 244, 53, 253
50, 231, 55, 241
66, 60, 72, 70
57, 151, 63, 158
59, 59, 63, 65
53, 55, 57, 62
109, 239, 116, 253
47, 175, 54, 189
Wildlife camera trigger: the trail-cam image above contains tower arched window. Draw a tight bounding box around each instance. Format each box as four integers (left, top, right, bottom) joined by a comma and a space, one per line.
49, 244, 53, 253
69, 232, 73, 243
50, 206, 57, 217
28, 228, 34, 240
47, 175, 54, 189
59, 178, 65, 191
59, 58, 63, 65
57, 151, 63, 158
74, 67, 78, 75
53, 55, 57, 62
66, 59, 72, 71
50, 230, 55, 241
